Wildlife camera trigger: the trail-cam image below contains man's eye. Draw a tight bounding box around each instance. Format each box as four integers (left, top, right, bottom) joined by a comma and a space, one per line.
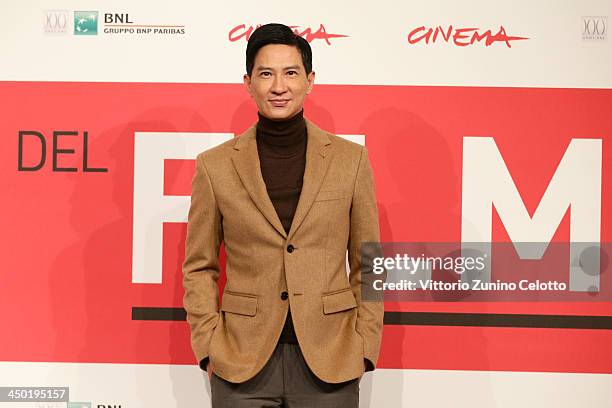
287, 71, 297, 76
260, 72, 271, 77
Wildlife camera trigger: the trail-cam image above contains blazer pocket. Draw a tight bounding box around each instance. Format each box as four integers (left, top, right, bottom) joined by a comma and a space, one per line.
322, 287, 357, 314
221, 291, 258, 316
315, 189, 345, 202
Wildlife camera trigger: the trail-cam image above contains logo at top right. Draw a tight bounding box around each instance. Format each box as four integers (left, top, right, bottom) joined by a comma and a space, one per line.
582, 16, 607, 41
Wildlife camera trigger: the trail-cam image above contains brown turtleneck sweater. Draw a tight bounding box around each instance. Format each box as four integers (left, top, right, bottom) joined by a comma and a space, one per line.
256, 109, 307, 344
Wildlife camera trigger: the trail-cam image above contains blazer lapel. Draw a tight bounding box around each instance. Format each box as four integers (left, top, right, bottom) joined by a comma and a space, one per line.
287, 120, 332, 241
231, 124, 288, 238
231, 119, 333, 241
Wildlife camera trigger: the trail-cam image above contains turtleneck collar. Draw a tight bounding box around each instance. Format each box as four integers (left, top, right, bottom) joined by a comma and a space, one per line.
256, 109, 306, 148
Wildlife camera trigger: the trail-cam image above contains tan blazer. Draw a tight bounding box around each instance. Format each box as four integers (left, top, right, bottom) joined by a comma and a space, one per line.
182, 119, 384, 384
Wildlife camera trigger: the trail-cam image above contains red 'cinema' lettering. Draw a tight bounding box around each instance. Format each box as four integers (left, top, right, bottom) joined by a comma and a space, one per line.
228, 24, 252, 42
296, 24, 348, 45
432, 26, 453, 42
408, 25, 529, 48
228, 23, 348, 44
407, 26, 428, 44
453, 27, 479, 46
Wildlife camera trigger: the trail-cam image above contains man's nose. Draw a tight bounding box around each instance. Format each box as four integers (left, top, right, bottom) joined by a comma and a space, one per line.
270, 75, 288, 94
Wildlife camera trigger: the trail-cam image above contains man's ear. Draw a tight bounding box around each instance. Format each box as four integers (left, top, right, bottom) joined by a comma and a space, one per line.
243, 74, 252, 96
306, 71, 315, 94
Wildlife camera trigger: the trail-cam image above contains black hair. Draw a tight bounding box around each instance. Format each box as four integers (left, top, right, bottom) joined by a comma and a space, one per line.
245, 23, 313, 76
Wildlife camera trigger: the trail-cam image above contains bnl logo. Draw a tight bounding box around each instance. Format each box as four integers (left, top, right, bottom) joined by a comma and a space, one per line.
74, 11, 98, 35
130, 135, 603, 291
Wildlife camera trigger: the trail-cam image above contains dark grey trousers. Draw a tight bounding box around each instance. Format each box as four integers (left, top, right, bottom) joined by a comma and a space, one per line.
210, 342, 360, 407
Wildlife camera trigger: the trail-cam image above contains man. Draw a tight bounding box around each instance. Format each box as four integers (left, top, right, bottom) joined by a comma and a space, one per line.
182, 23, 384, 407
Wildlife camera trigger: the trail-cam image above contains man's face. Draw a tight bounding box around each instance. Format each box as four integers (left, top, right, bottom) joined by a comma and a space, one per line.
244, 44, 315, 120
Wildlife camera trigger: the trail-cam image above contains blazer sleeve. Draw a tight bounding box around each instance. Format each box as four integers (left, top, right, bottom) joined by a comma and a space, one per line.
347, 146, 386, 372
182, 152, 223, 371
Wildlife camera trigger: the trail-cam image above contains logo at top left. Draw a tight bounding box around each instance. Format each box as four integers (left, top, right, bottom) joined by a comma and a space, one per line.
44, 10, 69, 34
74, 11, 98, 35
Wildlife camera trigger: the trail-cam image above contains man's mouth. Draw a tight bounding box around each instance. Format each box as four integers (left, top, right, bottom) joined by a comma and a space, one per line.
269, 99, 290, 107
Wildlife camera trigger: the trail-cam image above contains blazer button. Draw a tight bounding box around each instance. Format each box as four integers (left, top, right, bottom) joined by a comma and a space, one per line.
281, 291, 289, 300
286, 245, 295, 253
